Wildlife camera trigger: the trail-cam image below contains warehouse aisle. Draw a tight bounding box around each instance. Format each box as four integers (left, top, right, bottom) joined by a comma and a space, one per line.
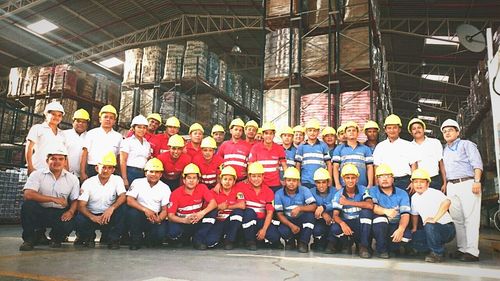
0, 225, 499, 281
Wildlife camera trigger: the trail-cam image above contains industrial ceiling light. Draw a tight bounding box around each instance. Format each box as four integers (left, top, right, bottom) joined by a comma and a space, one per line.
421, 74, 449, 82
416, 105, 422, 113
231, 35, 242, 54
424, 36, 459, 46
418, 98, 442, 106
418, 115, 437, 122
99, 57, 124, 68
27, 19, 58, 34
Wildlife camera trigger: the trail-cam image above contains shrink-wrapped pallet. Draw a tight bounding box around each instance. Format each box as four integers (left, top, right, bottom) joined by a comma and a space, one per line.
36, 66, 54, 95
163, 44, 185, 81
227, 72, 243, 103
119, 90, 135, 128
107, 81, 120, 109
264, 28, 299, 81
300, 93, 335, 128
344, 0, 369, 23
141, 45, 162, 83
159, 91, 178, 118
123, 48, 143, 84
263, 89, 289, 129
206, 52, 220, 87
51, 65, 77, 96
0, 109, 15, 142
243, 82, 251, 108
7, 67, 26, 97
93, 74, 108, 104
91, 107, 100, 128
339, 26, 370, 70
302, 34, 335, 77
21, 66, 40, 96
80, 74, 96, 100
339, 90, 376, 141
306, 0, 338, 29
219, 60, 227, 92
196, 93, 217, 129
266, 0, 298, 18
250, 89, 262, 115
140, 89, 155, 117
58, 98, 78, 124
183, 41, 208, 79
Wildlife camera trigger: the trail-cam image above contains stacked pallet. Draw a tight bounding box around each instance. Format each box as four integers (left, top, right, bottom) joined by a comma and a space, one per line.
263, 89, 290, 129
302, 34, 335, 77
36, 66, 54, 95
94, 74, 108, 104
51, 64, 78, 96
159, 91, 179, 118
206, 52, 220, 87
123, 48, 143, 84
344, 0, 370, 23
183, 41, 208, 79
58, 98, 78, 124
219, 60, 227, 92
7, 67, 26, 97
21, 66, 40, 96
0, 169, 27, 222
119, 90, 135, 128
141, 45, 162, 83
80, 73, 96, 100
140, 89, 155, 117
163, 44, 185, 81
339, 26, 370, 70
338, 90, 375, 141
250, 89, 262, 115
264, 28, 299, 82
227, 72, 244, 103
107, 82, 120, 110
306, 0, 338, 29
300, 93, 335, 128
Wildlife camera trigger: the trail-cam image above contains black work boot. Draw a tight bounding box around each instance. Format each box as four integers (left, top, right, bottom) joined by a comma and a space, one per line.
19, 241, 34, 251
324, 241, 337, 254
297, 241, 309, 253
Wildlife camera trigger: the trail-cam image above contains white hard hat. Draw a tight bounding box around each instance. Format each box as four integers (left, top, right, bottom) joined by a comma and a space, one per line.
44, 101, 65, 115
440, 119, 460, 132
46, 144, 68, 157
131, 115, 149, 127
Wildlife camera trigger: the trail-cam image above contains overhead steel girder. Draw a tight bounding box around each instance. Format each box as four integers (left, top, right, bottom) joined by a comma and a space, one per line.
0, 0, 46, 21
392, 89, 463, 111
387, 61, 471, 90
52, 14, 264, 65
392, 98, 457, 115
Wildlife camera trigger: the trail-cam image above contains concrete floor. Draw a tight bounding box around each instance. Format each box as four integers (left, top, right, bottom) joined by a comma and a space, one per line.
0, 225, 499, 281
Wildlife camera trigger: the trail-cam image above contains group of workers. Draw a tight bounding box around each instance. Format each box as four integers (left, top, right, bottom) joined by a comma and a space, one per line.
19, 100, 483, 264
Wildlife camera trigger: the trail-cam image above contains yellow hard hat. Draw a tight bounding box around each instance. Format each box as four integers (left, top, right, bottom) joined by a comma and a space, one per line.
257, 128, 263, 134
183, 163, 201, 177
247, 162, 264, 174
166, 116, 180, 127
201, 136, 217, 149
293, 125, 305, 134
305, 119, 321, 130
411, 168, 431, 182
280, 126, 294, 136
344, 121, 360, 131
167, 134, 185, 147
230, 118, 245, 129
321, 126, 336, 136
220, 166, 237, 179
211, 124, 225, 135
144, 158, 164, 172
99, 105, 117, 117
363, 120, 380, 131
341, 163, 360, 177
189, 123, 204, 134
73, 108, 90, 121
375, 164, 394, 177
313, 168, 331, 181
245, 120, 259, 129
147, 113, 162, 123
384, 114, 402, 127
99, 151, 117, 166
261, 122, 275, 132
407, 118, 426, 133
337, 124, 346, 134
283, 167, 301, 180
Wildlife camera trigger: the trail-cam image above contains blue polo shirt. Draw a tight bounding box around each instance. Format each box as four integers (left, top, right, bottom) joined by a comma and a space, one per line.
274, 186, 316, 218
295, 140, 331, 185
311, 186, 337, 212
331, 142, 373, 187
369, 185, 411, 224
280, 145, 298, 181
332, 185, 371, 220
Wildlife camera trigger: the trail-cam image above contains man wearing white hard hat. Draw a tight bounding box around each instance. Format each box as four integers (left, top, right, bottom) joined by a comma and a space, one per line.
120, 115, 151, 188
441, 119, 483, 262
63, 108, 90, 179
25, 101, 67, 175
19, 145, 80, 251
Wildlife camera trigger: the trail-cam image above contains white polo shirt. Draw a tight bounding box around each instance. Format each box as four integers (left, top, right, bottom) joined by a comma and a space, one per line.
26, 122, 66, 170
373, 137, 419, 177
127, 178, 171, 213
120, 135, 151, 169
23, 168, 80, 209
411, 188, 453, 225
411, 137, 443, 177
79, 174, 126, 214
63, 128, 87, 177
83, 127, 123, 165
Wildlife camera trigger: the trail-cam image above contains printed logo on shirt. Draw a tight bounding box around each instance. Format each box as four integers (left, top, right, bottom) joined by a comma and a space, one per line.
237, 192, 244, 200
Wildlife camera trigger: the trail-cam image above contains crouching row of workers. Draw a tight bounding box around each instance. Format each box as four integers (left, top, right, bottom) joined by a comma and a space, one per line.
19, 145, 454, 263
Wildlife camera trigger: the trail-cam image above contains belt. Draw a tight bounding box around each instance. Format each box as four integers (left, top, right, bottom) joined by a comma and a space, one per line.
447, 177, 474, 184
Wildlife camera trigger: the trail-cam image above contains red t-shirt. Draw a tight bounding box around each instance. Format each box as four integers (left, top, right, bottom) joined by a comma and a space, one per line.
211, 185, 245, 221
185, 141, 202, 159
236, 181, 274, 219
217, 139, 251, 180
248, 142, 286, 187
167, 183, 214, 217
157, 152, 191, 183
149, 133, 170, 157
192, 154, 223, 189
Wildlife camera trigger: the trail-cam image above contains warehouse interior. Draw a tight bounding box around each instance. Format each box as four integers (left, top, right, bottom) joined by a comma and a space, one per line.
0, 0, 500, 280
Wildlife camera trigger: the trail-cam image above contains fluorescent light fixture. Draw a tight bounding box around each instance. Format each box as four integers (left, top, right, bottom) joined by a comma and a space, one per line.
425, 129, 433, 134
418, 98, 442, 106
418, 115, 437, 122
425, 36, 459, 46
27, 19, 58, 34
421, 74, 449, 82
99, 57, 124, 68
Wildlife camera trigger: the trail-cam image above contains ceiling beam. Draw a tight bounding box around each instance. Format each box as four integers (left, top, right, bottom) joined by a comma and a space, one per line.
0, 0, 47, 21
392, 97, 458, 114
380, 17, 500, 36
388, 70, 470, 90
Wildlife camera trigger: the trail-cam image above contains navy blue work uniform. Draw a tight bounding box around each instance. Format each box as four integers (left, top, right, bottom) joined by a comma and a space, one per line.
311, 186, 337, 243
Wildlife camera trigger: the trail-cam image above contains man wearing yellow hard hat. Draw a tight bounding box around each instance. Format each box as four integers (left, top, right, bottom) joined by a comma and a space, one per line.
363, 120, 380, 152
157, 134, 191, 190
185, 123, 204, 159
126, 158, 171, 250
292, 125, 305, 148
166, 163, 218, 250
149, 116, 181, 157
321, 126, 337, 157
217, 118, 252, 181
368, 164, 412, 259
76, 152, 127, 250
373, 114, 418, 192
192, 136, 223, 189
310, 168, 336, 252
244, 120, 259, 146
211, 124, 226, 148
63, 108, 90, 179
126, 113, 162, 141
329, 164, 373, 258
408, 168, 455, 263
80, 104, 122, 181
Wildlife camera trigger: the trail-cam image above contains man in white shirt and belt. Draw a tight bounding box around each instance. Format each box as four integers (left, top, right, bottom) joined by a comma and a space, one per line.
373, 114, 418, 192
408, 118, 447, 192
63, 109, 90, 179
